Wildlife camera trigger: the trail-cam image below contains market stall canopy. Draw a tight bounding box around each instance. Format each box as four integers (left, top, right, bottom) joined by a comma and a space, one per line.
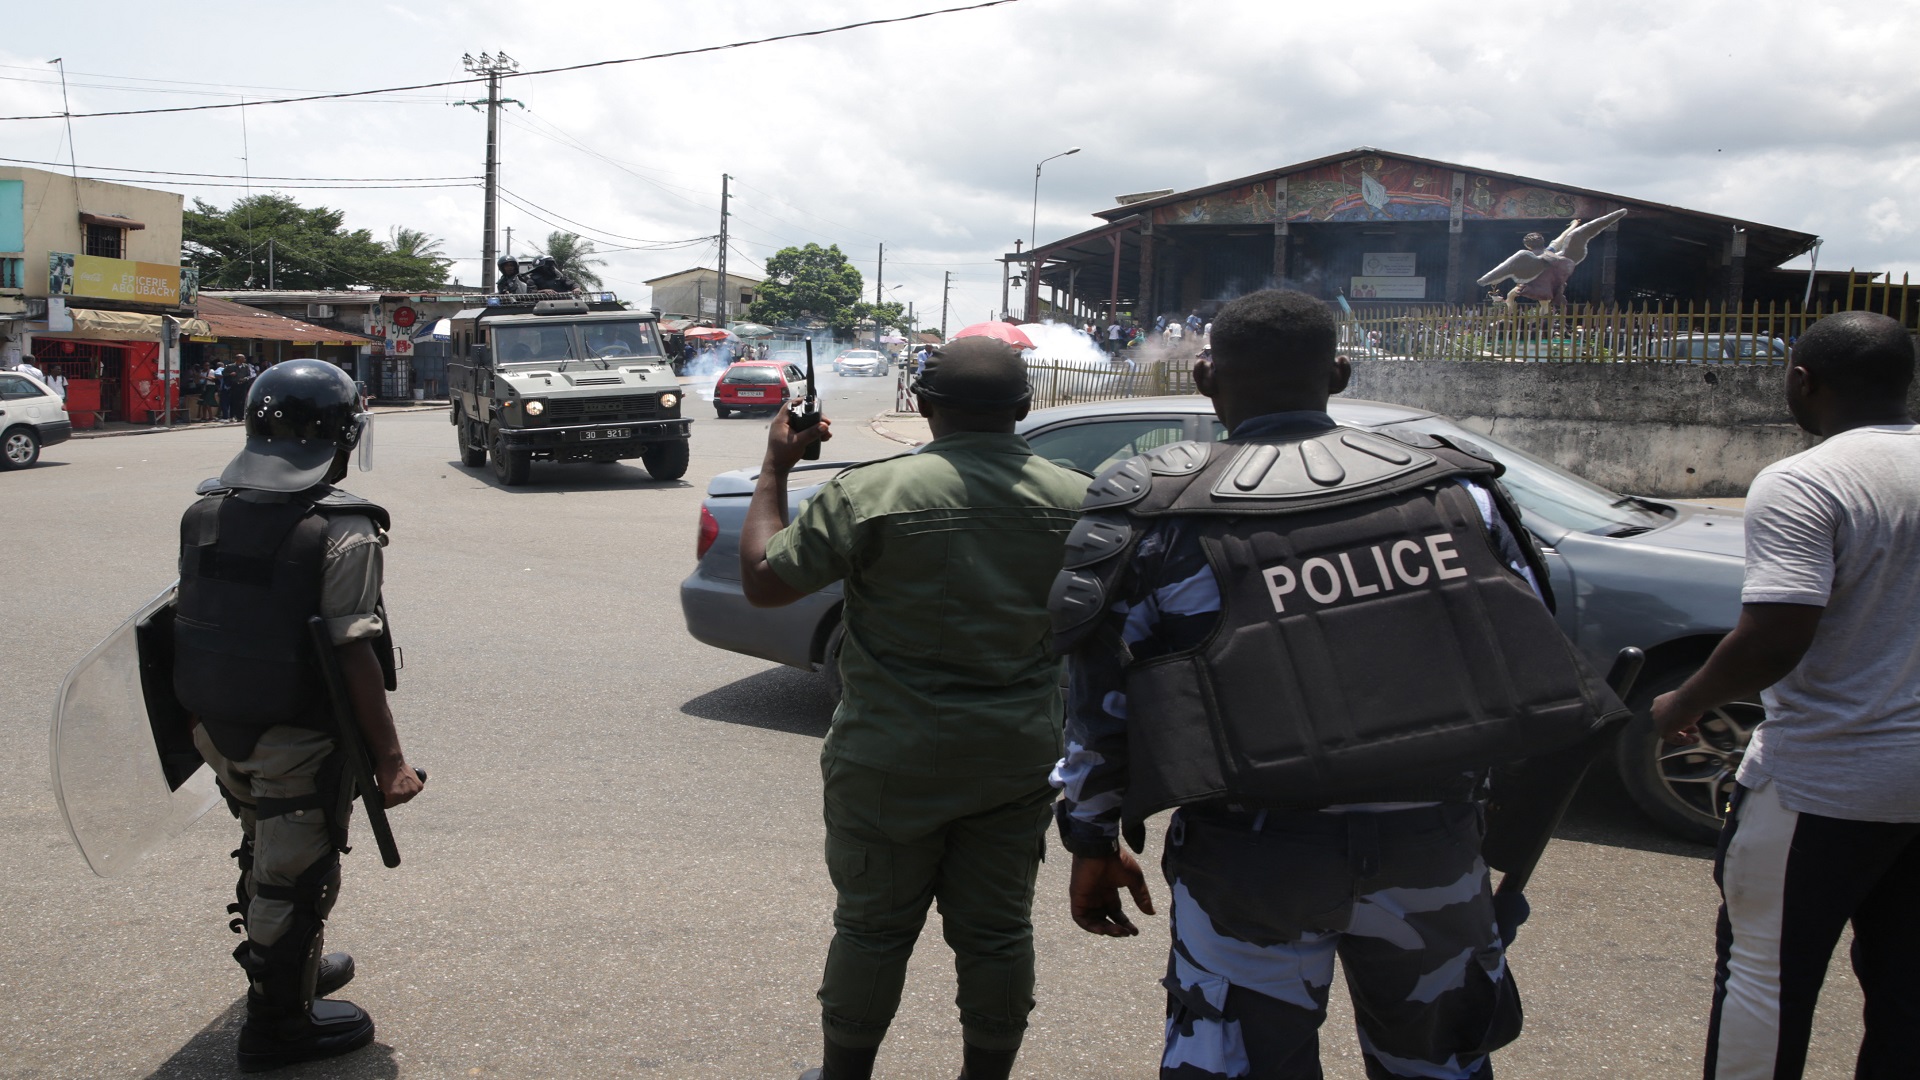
683, 326, 736, 341
726, 321, 776, 338
950, 321, 1035, 350
41, 309, 214, 341
192, 297, 375, 345
880, 334, 907, 344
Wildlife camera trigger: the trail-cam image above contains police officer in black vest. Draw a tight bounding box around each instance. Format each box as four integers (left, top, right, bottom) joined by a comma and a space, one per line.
1048, 290, 1614, 1079
174, 359, 424, 1072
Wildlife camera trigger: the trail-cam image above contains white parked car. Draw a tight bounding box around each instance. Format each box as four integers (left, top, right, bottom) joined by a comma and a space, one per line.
0, 370, 72, 469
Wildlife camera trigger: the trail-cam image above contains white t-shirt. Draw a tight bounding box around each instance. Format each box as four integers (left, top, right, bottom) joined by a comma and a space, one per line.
1736, 423, 1920, 822
1106, 324, 1121, 341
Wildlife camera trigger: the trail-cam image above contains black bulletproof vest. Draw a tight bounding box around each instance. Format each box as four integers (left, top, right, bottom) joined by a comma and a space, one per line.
1079, 429, 1610, 825
174, 486, 390, 760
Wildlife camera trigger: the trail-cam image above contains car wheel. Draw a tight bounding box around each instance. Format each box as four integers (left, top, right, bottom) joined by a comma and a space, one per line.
456, 413, 486, 468
821, 621, 846, 707
1615, 665, 1760, 845
715, 405, 731, 419
490, 430, 532, 486
641, 439, 691, 481
1, 425, 41, 469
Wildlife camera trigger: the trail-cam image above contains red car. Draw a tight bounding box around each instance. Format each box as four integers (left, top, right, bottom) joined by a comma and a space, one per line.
712, 360, 811, 419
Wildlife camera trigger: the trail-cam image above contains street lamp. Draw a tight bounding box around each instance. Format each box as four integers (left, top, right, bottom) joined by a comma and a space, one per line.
1031, 147, 1081, 255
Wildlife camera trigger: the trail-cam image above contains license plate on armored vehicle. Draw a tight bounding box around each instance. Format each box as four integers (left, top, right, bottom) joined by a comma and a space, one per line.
578, 428, 630, 441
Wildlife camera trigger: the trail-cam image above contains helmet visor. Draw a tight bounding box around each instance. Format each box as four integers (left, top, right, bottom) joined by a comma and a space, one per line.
354, 412, 374, 473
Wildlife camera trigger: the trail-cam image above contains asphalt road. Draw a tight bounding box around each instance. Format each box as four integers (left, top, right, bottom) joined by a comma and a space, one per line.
0, 372, 1867, 1079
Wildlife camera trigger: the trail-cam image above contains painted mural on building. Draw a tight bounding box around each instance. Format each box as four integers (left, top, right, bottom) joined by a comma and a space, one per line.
1153, 154, 1622, 226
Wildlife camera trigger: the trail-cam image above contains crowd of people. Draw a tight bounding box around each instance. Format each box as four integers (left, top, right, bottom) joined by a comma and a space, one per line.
1088, 310, 1212, 357
180, 354, 260, 423
152, 287, 1916, 1079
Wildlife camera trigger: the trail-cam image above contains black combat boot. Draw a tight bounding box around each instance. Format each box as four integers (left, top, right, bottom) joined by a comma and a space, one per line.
234, 921, 374, 1072
957, 1041, 1020, 1080
797, 1036, 879, 1080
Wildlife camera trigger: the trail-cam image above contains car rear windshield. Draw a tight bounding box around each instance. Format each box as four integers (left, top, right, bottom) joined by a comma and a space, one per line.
724, 365, 782, 384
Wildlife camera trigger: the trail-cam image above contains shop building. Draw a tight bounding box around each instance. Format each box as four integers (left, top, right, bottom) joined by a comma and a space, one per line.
1015, 147, 1827, 323
202, 289, 486, 399
1, 166, 205, 426
644, 267, 761, 322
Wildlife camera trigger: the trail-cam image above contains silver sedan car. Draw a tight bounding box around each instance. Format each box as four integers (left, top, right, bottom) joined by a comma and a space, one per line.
679, 396, 1754, 844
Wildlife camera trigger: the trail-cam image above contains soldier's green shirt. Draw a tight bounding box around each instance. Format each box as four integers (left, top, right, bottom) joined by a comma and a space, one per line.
765, 431, 1089, 777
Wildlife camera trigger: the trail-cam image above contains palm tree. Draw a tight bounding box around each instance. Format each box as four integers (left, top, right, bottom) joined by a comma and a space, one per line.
541, 231, 606, 290
388, 226, 446, 260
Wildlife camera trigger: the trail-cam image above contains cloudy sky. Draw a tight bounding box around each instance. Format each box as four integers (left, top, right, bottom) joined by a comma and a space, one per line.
6, 0, 1916, 319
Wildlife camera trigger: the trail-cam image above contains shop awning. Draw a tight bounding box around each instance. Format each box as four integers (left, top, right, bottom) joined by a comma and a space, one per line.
39, 308, 213, 341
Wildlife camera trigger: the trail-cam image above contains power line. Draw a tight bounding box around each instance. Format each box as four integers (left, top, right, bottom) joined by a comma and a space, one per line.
494, 189, 714, 252
0, 0, 1024, 122
0, 154, 479, 182
497, 185, 710, 246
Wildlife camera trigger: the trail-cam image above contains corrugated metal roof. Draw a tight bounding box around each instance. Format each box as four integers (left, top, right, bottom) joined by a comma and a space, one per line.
194, 296, 375, 344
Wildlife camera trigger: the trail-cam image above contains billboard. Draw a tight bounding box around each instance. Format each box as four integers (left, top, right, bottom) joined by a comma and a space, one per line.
1350, 276, 1427, 300
48, 252, 191, 306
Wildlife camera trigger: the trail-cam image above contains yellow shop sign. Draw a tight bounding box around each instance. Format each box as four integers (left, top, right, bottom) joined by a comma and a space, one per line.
49, 252, 197, 305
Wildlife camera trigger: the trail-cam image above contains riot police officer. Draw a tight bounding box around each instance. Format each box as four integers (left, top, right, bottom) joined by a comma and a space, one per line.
497, 254, 532, 294
524, 255, 577, 293
174, 359, 424, 1072
1048, 290, 1614, 1079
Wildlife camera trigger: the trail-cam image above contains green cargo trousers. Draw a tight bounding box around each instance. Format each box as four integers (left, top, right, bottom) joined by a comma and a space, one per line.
818, 750, 1056, 1052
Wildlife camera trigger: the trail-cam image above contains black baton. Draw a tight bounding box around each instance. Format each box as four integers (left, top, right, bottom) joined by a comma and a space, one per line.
308, 616, 409, 868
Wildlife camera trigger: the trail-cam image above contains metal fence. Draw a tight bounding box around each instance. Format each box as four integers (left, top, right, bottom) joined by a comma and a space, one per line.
1335, 301, 1828, 364
1026, 359, 1194, 407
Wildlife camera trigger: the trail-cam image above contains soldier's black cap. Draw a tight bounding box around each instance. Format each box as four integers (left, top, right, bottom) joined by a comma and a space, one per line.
912, 337, 1032, 413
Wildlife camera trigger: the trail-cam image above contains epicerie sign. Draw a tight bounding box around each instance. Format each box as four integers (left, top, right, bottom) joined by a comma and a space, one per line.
49, 252, 184, 305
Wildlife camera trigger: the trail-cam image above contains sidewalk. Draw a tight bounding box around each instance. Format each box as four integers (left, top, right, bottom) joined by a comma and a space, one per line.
71, 400, 448, 440
869, 410, 930, 447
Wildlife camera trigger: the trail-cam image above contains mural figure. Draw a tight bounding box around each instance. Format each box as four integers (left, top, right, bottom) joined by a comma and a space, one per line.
1477, 208, 1629, 311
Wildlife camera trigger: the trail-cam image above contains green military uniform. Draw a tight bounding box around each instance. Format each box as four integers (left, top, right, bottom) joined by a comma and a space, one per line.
766, 430, 1087, 1053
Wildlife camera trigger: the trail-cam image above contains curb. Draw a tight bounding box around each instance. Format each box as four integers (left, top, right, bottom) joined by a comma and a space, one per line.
869, 411, 927, 448
70, 402, 449, 439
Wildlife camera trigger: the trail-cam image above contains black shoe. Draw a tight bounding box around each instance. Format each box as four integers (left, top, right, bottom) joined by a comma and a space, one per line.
798, 1037, 878, 1080
315, 952, 355, 997
959, 1042, 1020, 1080
236, 996, 375, 1073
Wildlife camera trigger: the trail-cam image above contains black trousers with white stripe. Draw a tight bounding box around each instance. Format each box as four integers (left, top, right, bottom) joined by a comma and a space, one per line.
1704, 781, 1920, 1080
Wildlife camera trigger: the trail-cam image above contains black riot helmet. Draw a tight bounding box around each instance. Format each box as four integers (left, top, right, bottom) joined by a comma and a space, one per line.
497, 254, 521, 275
217, 359, 372, 493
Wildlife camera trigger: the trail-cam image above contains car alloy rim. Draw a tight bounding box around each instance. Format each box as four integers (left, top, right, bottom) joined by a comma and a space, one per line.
1655, 701, 1759, 824
5, 433, 29, 463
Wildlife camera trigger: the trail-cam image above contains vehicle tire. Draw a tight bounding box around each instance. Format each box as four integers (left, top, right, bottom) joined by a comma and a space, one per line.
640, 439, 691, 481
0, 425, 40, 469
490, 430, 532, 486
456, 415, 486, 468
715, 405, 731, 419
1614, 664, 1762, 845
821, 621, 846, 707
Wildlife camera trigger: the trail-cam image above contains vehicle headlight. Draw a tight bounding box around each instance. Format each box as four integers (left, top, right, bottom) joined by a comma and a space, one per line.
659, 393, 679, 409
525, 400, 545, 416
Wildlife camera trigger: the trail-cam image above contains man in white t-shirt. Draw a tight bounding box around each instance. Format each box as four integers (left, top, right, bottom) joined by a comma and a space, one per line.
1105, 321, 1122, 356
1654, 310, 1918, 1080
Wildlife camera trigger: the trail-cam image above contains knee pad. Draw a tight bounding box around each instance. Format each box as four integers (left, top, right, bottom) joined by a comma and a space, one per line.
227, 838, 256, 935
243, 852, 341, 1006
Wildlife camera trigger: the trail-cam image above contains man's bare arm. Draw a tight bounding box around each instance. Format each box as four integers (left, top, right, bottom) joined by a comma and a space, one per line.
336, 639, 423, 807
740, 404, 829, 608
1651, 603, 1823, 742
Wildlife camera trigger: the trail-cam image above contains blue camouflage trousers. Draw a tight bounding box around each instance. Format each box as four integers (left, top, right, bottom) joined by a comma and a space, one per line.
1159, 804, 1520, 1080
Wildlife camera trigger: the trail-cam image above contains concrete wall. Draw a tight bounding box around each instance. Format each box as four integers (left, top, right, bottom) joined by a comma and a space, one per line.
1343, 359, 1920, 498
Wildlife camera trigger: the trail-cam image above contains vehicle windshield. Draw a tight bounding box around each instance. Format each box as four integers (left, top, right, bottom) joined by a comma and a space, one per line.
840, 351, 879, 360
492, 325, 576, 364
1377, 417, 1672, 536
724, 365, 782, 384
580, 321, 663, 359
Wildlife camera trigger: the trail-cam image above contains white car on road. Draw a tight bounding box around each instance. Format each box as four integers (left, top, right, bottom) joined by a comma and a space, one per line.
0, 370, 72, 469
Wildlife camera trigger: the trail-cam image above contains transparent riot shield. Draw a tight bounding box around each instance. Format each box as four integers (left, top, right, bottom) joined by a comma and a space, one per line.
50, 585, 220, 878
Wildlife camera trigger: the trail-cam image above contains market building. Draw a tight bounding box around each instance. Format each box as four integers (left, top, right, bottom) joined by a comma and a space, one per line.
1, 166, 206, 426
201, 289, 487, 399
1014, 147, 1830, 323
189, 297, 376, 378
644, 266, 761, 322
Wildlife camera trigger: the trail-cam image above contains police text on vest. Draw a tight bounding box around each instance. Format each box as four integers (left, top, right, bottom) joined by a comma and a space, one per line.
1262, 534, 1470, 613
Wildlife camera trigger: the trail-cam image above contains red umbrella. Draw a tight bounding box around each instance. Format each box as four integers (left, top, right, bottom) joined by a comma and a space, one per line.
683, 326, 735, 341
950, 321, 1034, 350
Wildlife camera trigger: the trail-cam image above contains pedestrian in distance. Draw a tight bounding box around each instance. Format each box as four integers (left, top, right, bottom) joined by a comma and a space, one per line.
740, 337, 1091, 1080
1050, 288, 1618, 1079
1652, 310, 1920, 1080
1107, 319, 1123, 356
175, 359, 424, 1071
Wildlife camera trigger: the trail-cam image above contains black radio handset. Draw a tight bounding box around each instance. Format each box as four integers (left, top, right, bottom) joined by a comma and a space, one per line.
792, 338, 824, 460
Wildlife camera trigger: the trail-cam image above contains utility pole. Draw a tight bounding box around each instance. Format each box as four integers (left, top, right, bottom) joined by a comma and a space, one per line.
716, 174, 731, 325
940, 271, 952, 340
48, 59, 77, 180
460, 52, 519, 291
267, 239, 275, 290
874, 242, 884, 349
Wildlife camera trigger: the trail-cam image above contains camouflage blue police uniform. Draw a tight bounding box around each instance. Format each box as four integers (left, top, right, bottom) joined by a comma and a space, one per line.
1054, 410, 1544, 1080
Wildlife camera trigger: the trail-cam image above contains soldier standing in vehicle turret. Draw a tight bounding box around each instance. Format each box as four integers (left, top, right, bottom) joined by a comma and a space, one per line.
1049, 289, 1617, 1079
175, 359, 424, 1072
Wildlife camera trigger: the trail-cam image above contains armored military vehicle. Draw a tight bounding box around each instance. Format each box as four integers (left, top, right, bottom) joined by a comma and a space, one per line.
446, 297, 692, 485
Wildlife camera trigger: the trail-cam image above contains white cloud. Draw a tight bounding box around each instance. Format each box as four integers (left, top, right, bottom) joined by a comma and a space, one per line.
4, 0, 1917, 309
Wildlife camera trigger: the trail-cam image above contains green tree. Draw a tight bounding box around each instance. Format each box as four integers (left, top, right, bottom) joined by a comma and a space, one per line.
183, 194, 451, 290
539, 231, 606, 290
747, 243, 865, 333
